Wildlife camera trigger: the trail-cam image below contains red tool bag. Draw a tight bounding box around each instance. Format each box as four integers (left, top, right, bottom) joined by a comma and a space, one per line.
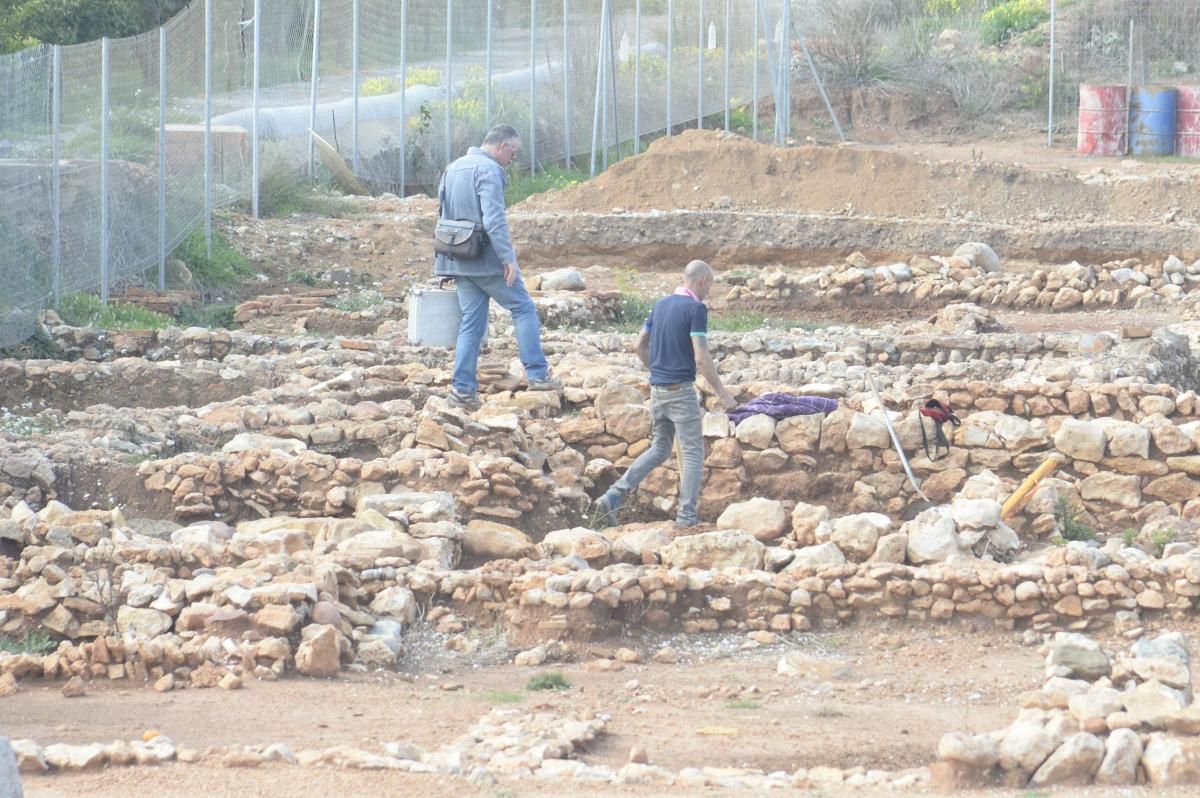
919, 399, 961, 461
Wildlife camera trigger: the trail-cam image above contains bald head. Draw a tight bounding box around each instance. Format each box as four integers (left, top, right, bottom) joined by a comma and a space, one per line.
683, 259, 715, 300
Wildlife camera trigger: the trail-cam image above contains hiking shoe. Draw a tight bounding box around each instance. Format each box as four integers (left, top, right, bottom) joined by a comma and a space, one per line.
588, 494, 620, 528
447, 388, 482, 412
527, 376, 563, 391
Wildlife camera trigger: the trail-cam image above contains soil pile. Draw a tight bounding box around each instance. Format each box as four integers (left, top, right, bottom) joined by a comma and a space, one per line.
517, 129, 1199, 225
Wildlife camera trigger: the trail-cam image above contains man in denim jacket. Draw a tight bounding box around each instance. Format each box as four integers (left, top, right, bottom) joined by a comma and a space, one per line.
435, 124, 560, 411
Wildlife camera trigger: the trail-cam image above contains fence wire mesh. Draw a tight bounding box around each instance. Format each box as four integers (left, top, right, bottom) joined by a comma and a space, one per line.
8, 1, 1191, 349
0, 0, 795, 349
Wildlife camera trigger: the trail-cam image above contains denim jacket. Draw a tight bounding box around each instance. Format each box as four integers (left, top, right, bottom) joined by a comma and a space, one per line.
433, 147, 516, 278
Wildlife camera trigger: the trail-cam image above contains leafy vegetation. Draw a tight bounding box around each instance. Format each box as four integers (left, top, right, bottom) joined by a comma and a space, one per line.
361, 76, 400, 97
1151, 529, 1178, 558
614, 268, 654, 333
57, 293, 171, 330
176, 302, 236, 330
288, 270, 320, 287
980, 0, 1048, 47
0, 629, 57, 655
255, 162, 355, 219
526, 671, 570, 691
482, 689, 525, 704
725, 698, 760, 710
711, 312, 820, 333
172, 228, 253, 292
505, 164, 586, 206
0, 0, 190, 53
1053, 497, 1094, 543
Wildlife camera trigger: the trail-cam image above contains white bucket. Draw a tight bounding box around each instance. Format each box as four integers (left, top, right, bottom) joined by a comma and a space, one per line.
408, 286, 461, 347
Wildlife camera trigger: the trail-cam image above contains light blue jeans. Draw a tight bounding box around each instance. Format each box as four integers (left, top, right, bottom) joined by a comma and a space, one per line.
451, 273, 550, 395
603, 383, 705, 526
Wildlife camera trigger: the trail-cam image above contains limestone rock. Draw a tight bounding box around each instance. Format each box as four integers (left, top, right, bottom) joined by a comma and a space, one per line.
904, 506, 962, 564
1030, 732, 1104, 786
845, 412, 890, 449
1142, 732, 1200, 786
463, 520, 534, 560
369, 587, 418, 624
116, 607, 173, 638
717, 498, 788, 542
790, 541, 847, 569
659, 530, 765, 570
539, 268, 586, 291
937, 732, 999, 769
1049, 633, 1110, 680
735, 414, 776, 449
1054, 419, 1107, 463
829, 512, 890, 561
222, 433, 307, 455
1095, 727, 1142, 785
295, 625, 342, 677
791, 502, 830, 546
541, 527, 611, 565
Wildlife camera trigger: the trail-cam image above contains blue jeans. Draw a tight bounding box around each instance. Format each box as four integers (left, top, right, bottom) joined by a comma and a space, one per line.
452, 273, 550, 395
603, 383, 705, 526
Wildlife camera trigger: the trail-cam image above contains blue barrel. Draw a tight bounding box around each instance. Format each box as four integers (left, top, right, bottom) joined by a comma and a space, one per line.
1129, 87, 1178, 155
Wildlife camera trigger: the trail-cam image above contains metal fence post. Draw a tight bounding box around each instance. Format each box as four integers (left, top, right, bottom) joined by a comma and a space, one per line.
399, 0, 408, 194
204, 0, 213, 256
696, 0, 703, 129
1047, 0, 1056, 147
445, 0, 453, 167
352, 0, 360, 172
486, 0, 494, 128
590, 0, 608, 176
633, 0, 640, 154
562, 0, 570, 166
723, 0, 730, 131
159, 27, 168, 292
308, 0, 322, 180
600, 0, 609, 170
529, 0, 536, 174
51, 45, 62, 305
251, 0, 261, 218
100, 37, 110, 304
752, 0, 759, 141
665, 0, 672, 136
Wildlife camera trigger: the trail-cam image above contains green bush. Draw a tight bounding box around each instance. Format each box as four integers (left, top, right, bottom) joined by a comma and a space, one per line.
1053, 497, 1093, 542
176, 302, 236, 330
361, 76, 401, 97
506, 164, 586, 206
256, 162, 352, 219
406, 66, 442, 88
980, 0, 1048, 47
0, 630, 57, 655
57, 293, 171, 330
172, 228, 253, 291
526, 671, 570, 691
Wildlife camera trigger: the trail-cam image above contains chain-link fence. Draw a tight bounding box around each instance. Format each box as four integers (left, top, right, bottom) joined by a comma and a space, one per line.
0, 0, 805, 348
1050, 0, 1200, 134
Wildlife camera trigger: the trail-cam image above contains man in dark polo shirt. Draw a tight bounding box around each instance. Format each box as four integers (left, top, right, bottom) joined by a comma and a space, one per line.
592, 260, 737, 528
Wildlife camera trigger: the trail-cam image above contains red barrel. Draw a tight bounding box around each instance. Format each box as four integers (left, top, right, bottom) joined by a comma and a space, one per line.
1077, 84, 1127, 156
1177, 86, 1200, 158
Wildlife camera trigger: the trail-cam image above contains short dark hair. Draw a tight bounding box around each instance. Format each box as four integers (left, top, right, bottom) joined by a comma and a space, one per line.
482, 124, 521, 146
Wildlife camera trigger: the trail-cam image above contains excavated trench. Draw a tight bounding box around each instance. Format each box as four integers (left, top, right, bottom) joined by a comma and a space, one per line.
513, 210, 1200, 271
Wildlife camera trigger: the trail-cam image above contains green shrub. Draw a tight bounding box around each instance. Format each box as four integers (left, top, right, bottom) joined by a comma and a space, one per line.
0, 630, 57, 655
1053, 497, 1093, 542
288, 270, 319, 286
1121, 528, 1138, 547
980, 0, 1048, 47
176, 303, 236, 330
256, 162, 352, 219
361, 76, 401, 97
483, 689, 525, 704
526, 671, 570, 691
173, 228, 253, 291
506, 164, 586, 206
58, 293, 171, 330
1151, 530, 1177, 558
406, 66, 442, 88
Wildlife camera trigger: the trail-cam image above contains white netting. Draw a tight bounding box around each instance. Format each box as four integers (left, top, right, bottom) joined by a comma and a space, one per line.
1, 0, 790, 348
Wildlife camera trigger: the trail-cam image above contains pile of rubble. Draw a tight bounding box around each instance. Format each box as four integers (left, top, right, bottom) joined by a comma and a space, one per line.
937, 631, 1200, 787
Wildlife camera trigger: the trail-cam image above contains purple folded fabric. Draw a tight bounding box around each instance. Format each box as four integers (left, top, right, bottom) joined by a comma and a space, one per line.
727, 392, 839, 425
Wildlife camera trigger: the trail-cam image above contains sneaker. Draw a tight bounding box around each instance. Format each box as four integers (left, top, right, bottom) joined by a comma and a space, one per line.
527, 376, 563, 391
588, 494, 620, 528
447, 388, 482, 412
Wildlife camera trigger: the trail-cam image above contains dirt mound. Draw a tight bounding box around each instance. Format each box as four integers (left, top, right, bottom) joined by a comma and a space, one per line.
517, 129, 1199, 225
